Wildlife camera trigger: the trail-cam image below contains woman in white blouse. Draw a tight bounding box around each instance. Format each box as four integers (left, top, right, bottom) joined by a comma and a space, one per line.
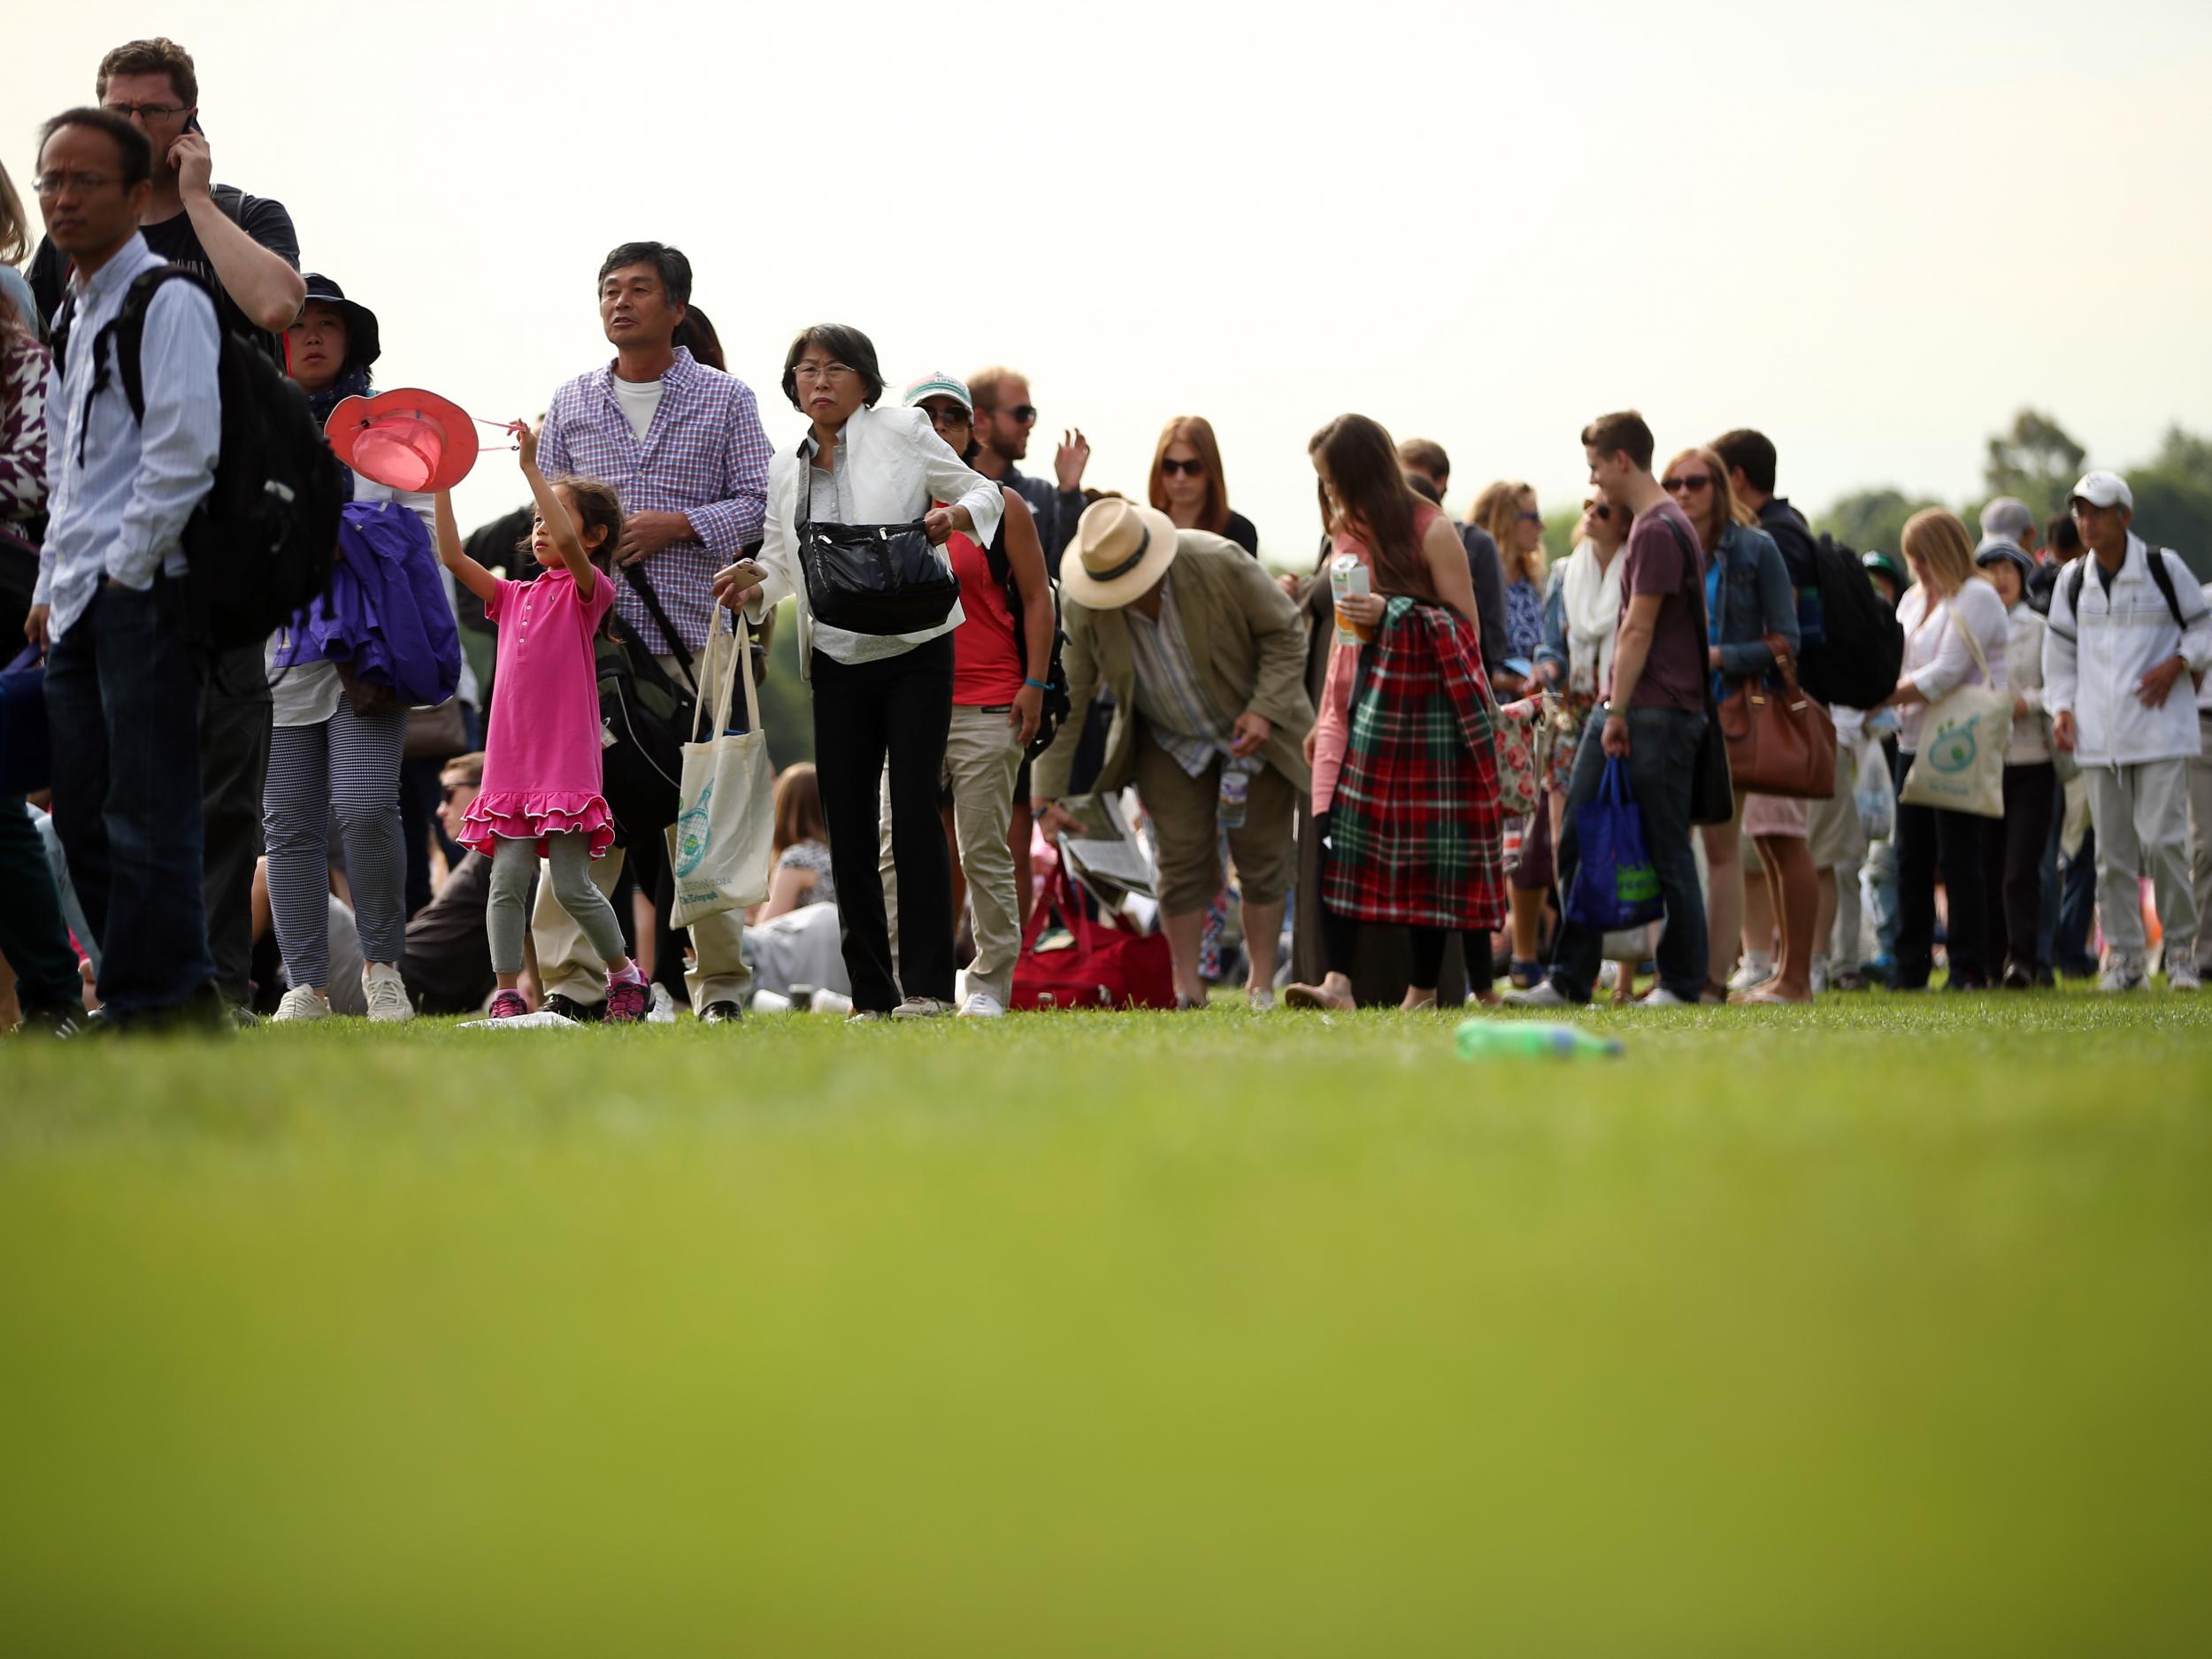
712, 324, 1002, 1021
1881, 508, 2010, 991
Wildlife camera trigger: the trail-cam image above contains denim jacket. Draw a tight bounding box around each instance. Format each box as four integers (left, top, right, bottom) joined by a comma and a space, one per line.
1707, 521, 1799, 688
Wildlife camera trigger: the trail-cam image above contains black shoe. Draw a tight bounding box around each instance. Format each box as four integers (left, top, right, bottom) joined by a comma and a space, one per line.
2001, 964, 2034, 991
541, 993, 603, 1024
700, 1000, 744, 1024
113, 982, 235, 1036
230, 1002, 263, 1029
15, 1004, 88, 1039
2033, 965, 2057, 989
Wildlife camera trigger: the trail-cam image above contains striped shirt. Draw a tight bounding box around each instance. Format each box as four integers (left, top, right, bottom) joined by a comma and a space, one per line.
1125, 570, 1231, 778
536, 347, 772, 653
35, 234, 220, 641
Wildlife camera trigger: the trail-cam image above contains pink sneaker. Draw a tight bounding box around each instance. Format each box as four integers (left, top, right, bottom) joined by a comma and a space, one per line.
604, 976, 649, 1025
488, 989, 530, 1020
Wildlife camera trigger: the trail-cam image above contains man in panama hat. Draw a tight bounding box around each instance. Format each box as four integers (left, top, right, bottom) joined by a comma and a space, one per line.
1032, 497, 1314, 1008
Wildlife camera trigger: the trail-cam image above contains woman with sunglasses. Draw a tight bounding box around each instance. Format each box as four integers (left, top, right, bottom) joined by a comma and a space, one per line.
1662, 444, 1809, 1003
711, 326, 1002, 1021
1150, 417, 1257, 557
1472, 480, 1550, 979
1534, 485, 1628, 833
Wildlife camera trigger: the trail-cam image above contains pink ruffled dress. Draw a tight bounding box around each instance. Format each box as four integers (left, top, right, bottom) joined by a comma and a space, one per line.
459, 568, 617, 858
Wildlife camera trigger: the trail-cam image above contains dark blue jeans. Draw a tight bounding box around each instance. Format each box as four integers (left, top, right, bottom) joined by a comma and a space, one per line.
1549, 703, 1709, 1003
43, 579, 216, 1017
0, 796, 80, 1015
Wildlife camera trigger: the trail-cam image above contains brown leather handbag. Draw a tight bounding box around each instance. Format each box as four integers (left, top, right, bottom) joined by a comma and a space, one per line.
1717, 635, 1838, 799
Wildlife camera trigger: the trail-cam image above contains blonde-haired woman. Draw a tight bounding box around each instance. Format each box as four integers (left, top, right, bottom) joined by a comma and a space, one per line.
1470, 480, 1550, 979
1149, 416, 1257, 555
1880, 507, 2008, 992
1662, 445, 1810, 1002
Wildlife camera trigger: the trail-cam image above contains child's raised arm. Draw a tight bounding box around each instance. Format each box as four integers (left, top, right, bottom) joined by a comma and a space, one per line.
515, 421, 596, 603
434, 488, 501, 607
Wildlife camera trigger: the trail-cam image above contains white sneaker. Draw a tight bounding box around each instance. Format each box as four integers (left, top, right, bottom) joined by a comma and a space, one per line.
1597, 961, 1621, 991
1501, 981, 1571, 1009
1726, 955, 1774, 994
958, 992, 1007, 1018
1248, 986, 1277, 1012
1636, 987, 1690, 1007
892, 996, 952, 1020
2169, 961, 2201, 993
362, 963, 413, 1023
2100, 964, 2147, 993
646, 984, 680, 1024
273, 984, 330, 1022
1809, 954, 1830, 996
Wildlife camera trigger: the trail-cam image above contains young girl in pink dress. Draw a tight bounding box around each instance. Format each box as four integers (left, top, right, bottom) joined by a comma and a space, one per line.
434, 426, 649, 1023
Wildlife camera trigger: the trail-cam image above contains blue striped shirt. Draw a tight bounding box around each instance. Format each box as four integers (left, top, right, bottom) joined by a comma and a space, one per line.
36, 234, 220, 641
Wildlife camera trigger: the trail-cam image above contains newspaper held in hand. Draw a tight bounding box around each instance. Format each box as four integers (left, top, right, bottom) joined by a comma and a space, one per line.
1055, 789, 1156, 904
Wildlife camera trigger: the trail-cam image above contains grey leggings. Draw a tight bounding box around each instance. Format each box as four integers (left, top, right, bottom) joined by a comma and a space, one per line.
488, 833, 624, 976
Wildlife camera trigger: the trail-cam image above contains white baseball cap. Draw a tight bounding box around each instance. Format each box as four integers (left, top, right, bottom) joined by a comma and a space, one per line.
2069, 470, 2132, 511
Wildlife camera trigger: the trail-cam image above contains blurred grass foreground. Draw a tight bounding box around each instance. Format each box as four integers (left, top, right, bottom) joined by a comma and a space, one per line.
3, 995, 2209, 1655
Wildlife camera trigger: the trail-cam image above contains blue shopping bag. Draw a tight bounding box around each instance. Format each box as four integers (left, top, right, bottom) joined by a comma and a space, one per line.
0, 647, 46, 796
1565, 757, 1665, 932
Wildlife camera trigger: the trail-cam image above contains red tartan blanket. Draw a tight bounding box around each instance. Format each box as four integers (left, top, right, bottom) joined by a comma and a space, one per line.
1322, 597, 1508, 929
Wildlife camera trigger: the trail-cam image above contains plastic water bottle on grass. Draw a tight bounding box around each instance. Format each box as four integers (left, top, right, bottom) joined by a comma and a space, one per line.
1454, 1019, 1623, 1060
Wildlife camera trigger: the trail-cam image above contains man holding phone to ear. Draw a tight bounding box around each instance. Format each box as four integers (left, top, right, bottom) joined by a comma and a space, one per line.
27, 37, 308, 1024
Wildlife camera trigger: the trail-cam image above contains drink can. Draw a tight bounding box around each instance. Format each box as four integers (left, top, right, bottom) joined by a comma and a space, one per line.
1330, 553, 1371, 647
1217, 761, 1251, 830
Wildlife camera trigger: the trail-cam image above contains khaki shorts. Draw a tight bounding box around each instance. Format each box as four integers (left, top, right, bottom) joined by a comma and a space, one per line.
1806, 744, 1864, 869
1133, 728, 1297, 915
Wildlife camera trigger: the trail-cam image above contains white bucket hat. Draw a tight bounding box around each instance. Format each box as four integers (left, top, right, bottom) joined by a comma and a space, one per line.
1060, 497, 1182, 609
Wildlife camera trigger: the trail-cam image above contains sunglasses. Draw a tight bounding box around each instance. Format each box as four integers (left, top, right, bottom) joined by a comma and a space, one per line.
1663, 474, 1714, 494
1005, 404, 1038, 424
1517, 510, 1543, 524
1160, 457, 1206, 478
1586, 502, 1612, 522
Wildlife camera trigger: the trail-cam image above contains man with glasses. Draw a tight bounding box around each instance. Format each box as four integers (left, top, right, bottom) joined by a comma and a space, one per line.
967, 366, 1089, 576
26, 108, 226, 1031
27, 37, 307, 1025
27, 38, 303, 353
531, 240, 772, 1024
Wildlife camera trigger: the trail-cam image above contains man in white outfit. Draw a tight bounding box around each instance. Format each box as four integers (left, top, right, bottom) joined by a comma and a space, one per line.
2042, 471, 2212, 991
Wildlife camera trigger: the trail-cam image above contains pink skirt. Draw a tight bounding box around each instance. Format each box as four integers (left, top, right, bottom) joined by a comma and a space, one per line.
1742, 791, 1809, 838
458, 788, 617, 859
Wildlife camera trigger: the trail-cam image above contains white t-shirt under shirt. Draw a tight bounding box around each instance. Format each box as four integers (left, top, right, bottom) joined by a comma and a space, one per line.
611, 374, 665, 444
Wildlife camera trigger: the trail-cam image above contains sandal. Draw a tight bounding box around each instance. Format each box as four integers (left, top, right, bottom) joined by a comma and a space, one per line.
1283, 982, 1356, 1010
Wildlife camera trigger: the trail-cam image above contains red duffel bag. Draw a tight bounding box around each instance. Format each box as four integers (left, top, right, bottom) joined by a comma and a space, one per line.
1010, 863, 1177, 1010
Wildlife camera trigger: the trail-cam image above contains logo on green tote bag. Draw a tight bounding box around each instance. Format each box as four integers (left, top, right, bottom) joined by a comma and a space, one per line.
673, 781, 713, 877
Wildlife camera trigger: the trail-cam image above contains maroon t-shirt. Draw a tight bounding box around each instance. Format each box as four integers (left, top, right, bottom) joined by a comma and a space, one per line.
1612, 497, 1708, 714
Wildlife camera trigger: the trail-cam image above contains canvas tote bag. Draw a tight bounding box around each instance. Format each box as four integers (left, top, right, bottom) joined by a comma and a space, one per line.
666, 619, 775, 926
1900, 603, 2011, 819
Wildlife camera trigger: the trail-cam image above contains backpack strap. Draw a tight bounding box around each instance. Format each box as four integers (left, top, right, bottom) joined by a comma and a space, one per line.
68, 266, 213, 465
619, 561, 698, 693
2060, 546, 2198, 636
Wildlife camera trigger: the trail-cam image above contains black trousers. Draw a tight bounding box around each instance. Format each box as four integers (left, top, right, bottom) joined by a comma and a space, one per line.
810, 635, 956, 1012
199, 641, 273, 1004
1981, 762, 2055, 976
1895, 788, 1989, 989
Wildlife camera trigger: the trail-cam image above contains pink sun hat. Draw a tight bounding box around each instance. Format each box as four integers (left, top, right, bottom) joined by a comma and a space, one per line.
325, 388, 486, 493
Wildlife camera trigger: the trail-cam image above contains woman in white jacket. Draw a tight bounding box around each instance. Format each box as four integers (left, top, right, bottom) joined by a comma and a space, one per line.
1881, 509, 2009, 991
712, 325, 1002, 1020
1973, 540, 2054, 988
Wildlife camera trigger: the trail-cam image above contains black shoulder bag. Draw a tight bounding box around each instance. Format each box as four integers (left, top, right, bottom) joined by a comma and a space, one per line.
794, 445, 960, 636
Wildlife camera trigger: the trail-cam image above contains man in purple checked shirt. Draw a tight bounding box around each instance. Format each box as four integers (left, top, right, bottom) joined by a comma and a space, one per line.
531, 240, 772, 1025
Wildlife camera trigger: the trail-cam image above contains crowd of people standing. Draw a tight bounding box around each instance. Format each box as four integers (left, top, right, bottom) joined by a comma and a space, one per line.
5, 35, 2211, 1035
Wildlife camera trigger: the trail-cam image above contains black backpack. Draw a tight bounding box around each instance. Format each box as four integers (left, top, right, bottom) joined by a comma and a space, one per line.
52, 265, 345, 652
1796, 531, 1904, 710
980, 521, 1072, 760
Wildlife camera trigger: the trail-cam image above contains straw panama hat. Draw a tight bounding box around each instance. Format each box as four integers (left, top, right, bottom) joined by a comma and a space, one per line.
1061, 497, 1182, 609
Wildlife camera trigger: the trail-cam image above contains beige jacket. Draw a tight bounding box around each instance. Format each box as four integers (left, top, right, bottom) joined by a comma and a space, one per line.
1033, 532, 1316, 800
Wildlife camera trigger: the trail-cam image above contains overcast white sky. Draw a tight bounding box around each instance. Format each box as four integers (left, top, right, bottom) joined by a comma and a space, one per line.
12, 1, 2212, 559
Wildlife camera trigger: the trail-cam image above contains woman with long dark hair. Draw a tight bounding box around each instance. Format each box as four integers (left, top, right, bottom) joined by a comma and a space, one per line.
1284, 415, 1503, 1010
712, 324, 1002, 1020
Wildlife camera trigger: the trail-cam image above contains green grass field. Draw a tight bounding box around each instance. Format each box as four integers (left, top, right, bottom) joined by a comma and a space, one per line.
4, 995, 2210, 1655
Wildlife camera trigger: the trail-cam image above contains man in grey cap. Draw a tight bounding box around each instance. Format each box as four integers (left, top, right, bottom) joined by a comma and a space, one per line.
1979, 496, 2041, 558
2043, 470, 2212, 991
